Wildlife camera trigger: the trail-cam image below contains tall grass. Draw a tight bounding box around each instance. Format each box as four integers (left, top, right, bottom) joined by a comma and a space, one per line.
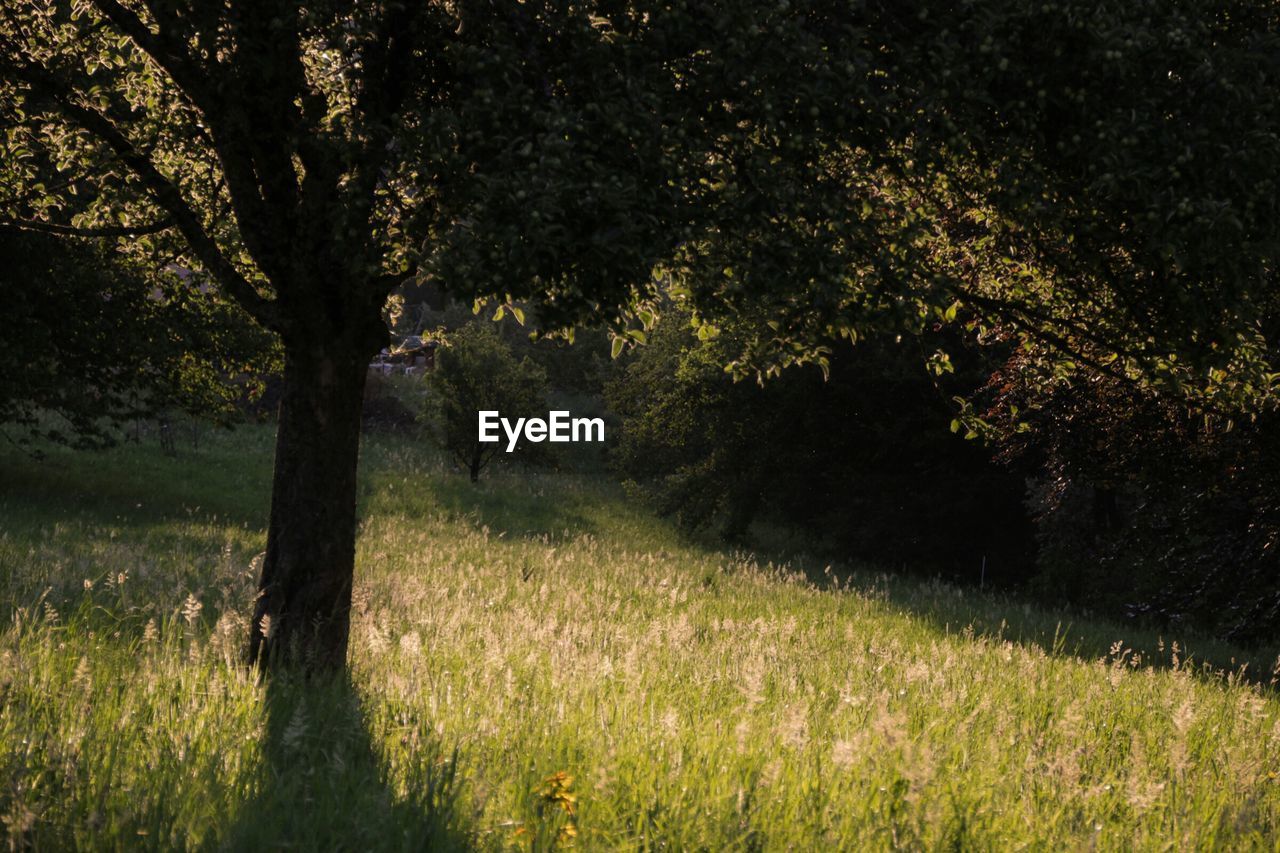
2, 426, 1279, 849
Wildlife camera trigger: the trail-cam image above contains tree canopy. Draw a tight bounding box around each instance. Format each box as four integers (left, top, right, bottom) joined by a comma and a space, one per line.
4, 3, 1277, 374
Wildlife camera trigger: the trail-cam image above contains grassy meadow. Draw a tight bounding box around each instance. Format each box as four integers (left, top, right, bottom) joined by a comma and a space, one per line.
2, 425, 1280, 850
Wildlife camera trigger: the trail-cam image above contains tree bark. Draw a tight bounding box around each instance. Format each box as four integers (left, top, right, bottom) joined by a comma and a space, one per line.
248, 340, 371, 671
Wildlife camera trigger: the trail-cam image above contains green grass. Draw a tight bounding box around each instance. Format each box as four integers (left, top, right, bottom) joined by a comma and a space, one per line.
2, 426, 1279, 850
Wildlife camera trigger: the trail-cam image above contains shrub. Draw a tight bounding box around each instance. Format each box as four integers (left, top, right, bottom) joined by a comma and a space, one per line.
426, 321, 549, 481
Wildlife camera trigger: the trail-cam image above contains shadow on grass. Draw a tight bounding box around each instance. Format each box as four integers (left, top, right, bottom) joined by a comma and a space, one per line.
425, 478, 601, 541
883, 581, 1280, 689
223, 670, 471, 851
0, 441, 271, 531
359, 460, 611, 545
767, 543, 1280, 689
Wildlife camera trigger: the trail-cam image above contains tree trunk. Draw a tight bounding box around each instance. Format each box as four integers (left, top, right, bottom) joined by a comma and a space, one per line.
248, 340, 371, 671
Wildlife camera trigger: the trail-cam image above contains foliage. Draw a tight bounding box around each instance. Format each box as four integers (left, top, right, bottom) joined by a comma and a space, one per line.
412, 299, 613, 399
607, 314, 1032, 578
1, 1, 1277, 393
3, 429, 1280, 849
429, 0, 1280, 401
361, 371, 426, 433
987, 362, 1280, 645
426, 321, 549, 482
0, 227, 277, 447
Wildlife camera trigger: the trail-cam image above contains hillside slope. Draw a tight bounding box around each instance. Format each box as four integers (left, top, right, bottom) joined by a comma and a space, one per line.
2, 427, 1278, 849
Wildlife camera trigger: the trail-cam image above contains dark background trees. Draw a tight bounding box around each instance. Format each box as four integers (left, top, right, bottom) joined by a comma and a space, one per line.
607, 312, 1034, 582
0, 227, 276, 449
986, 357, 1280, 645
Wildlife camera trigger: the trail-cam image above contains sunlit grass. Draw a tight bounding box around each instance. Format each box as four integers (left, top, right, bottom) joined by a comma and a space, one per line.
2, 426, 1279, 849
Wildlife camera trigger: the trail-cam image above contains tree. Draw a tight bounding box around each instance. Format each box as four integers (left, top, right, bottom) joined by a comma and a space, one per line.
427, 321, 549, 483
608, 311, 1033, 576
983, 353, 1280, 644
0, 227, 276, 448
3, 0, 1278, 670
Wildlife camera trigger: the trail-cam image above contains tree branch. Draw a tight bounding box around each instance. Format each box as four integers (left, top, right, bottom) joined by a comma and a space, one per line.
87, 0, 292, 286
955, 288, 1150, 387
0, 216, 173, 238
956, 287, 1141, 362
0, 170, 88, 210
6, 59, 282, 331
88, 0, 220, 119
347, 2, 431, 242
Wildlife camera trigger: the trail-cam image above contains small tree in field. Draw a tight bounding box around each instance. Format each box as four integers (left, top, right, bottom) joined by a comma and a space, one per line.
428, 322, 548, 483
